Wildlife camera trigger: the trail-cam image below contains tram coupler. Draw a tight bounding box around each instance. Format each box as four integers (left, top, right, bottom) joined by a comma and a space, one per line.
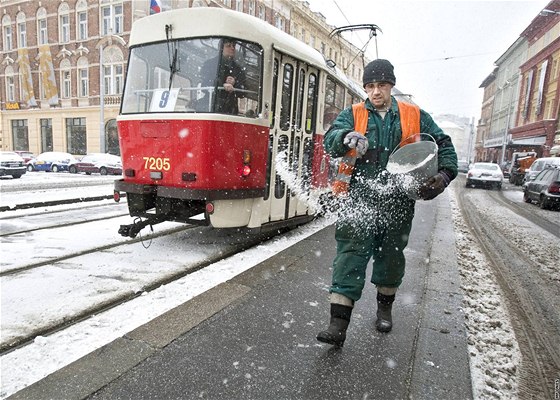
118, 214, 169, 238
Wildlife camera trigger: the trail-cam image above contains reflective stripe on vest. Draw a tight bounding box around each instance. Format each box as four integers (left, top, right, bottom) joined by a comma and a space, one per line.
331, 101, 420, 196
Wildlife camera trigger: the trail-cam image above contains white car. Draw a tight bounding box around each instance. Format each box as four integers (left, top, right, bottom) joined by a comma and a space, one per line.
466, 162, 503, 190
0, 151, 27, 178
27, 151, 78, 172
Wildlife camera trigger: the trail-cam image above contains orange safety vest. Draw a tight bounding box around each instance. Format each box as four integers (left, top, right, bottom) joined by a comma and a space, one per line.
331, 101, 420, 196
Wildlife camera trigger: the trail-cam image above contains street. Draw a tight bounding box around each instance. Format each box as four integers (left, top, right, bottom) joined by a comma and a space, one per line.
1, 172, 559, 399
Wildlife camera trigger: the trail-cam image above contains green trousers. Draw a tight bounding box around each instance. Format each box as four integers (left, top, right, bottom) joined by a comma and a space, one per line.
330, 206, 415, 302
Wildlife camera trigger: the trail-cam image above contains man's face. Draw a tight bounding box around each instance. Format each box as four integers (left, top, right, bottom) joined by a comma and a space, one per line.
223, 42, 236, 59
364, 82, 393, 109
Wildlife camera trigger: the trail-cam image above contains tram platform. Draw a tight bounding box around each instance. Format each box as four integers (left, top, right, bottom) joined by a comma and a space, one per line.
10, 192, 473, 400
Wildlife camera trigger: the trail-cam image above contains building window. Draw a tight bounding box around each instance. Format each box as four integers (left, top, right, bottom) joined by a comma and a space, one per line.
78, 57, 89, 97
66, 117, 87, 155
248, 0, 255, 15
38, 17, 48, 45
78, 11, 88, 40
62, 70, 71, 98
5, 67, 16, 102
275, 16, 284, 31
236, 0, 243, 12
40, 119, 54, 152
59, 2, 71, 43
60, 59, 72, 98
258, 5, 265, 20
101, 3, 124, 35
12, 120, 29, 151
60, 14, 70, 43
102, 46, 124, 95
2, 15, 12, 51
104, 64, 123, 95
17, 13, 27, 48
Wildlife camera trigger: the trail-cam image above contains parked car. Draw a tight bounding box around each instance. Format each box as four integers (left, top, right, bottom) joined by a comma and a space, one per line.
68, 153, 122, 175
523, 157, 560, 183
523, 166, 560, 210
0, 151, 27, 178
465, 162, 503, 189
500, 161, 511, 178
27, 151, 78, 172
14, 151, 35, 163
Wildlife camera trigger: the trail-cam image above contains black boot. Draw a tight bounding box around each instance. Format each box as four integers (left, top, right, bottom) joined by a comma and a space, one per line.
316, 303, 353, 347
376, 293, 395, 333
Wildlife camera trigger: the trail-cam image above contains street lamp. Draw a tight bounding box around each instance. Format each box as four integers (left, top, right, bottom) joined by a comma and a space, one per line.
539, 9, 560, 16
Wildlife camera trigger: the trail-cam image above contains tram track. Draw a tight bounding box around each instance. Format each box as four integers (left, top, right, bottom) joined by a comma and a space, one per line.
0, 224, 192, 277
1, 225, 280, 355
457, 187, 560, 399
0, 210, 130, 237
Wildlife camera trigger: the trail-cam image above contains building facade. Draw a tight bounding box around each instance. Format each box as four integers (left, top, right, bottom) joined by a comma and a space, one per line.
475, 0, 560, 163
511, 4, 560, 157
476, 68, 497, 162
0, 0, 366, 156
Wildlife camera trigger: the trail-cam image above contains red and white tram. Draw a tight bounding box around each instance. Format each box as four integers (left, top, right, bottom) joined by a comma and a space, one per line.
114, 7, 365, 238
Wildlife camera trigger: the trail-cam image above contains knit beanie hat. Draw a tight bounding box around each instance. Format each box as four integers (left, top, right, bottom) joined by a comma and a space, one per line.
363, 59, 396, 87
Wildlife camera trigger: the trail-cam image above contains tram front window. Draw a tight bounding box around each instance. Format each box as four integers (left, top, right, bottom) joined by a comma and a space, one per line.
121, 38, 263, 117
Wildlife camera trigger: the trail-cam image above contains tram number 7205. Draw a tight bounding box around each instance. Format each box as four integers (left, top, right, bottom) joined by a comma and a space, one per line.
143, 156, 171, 171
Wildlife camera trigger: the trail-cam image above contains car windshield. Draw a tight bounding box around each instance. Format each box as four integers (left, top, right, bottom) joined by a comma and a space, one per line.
121, 37, 263, 117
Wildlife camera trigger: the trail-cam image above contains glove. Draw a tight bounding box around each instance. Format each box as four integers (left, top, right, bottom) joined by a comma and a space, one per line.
418, 171, 452, 200
343, 131, 369, 156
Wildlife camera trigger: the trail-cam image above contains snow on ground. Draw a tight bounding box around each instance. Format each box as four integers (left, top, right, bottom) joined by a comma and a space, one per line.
448, 186, 521, 399
0, 212, 333, 398
2, 172, 556, 399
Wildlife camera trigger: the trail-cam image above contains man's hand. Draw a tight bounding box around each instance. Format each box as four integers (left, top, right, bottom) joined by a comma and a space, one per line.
224, 76, 236, 92
418, 171, 451, 200
343, 131, 369, 156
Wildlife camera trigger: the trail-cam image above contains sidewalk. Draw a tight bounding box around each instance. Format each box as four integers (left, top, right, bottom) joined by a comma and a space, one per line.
9, 192, 472, 400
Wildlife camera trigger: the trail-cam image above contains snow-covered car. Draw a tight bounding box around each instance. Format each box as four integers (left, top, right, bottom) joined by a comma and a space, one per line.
523, 166, 560, 210
465, 162, 503, 190
523, 157, 560, 183
14, 151, 35, 163
0, 151, 27, 178
68, 153, 122, 175
27, 151, 78, 172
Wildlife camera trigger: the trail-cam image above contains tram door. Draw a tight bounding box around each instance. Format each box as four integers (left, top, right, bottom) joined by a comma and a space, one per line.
266, 52, 318, 223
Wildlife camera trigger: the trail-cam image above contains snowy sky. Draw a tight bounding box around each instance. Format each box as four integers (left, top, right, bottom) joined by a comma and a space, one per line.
305, 0, 551, 118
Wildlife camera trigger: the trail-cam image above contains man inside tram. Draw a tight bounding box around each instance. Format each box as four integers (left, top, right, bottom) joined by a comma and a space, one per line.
200, 39, 246, 114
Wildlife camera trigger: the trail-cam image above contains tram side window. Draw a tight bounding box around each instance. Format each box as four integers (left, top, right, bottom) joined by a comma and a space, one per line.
121, 37, 263, 117
270, 59, 279, 128
280, 63, 294, 131
275, 135, 289, 199
323, 77, 344, 131
301, 137, 313, 191
305, 73, 317, 133
294, 68, 305, 130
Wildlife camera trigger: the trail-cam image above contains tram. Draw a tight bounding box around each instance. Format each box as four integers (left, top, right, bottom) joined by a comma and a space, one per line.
114, 7, 365, 238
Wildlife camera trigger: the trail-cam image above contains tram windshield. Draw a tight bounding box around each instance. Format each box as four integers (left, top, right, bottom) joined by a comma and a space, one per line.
121, 37, 263, 117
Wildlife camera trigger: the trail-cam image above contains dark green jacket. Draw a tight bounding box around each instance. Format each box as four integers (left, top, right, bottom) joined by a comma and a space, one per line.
324, 97, 458, 182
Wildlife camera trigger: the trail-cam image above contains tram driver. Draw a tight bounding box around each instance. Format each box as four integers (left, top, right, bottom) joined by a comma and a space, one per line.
200, 39, 246, 115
